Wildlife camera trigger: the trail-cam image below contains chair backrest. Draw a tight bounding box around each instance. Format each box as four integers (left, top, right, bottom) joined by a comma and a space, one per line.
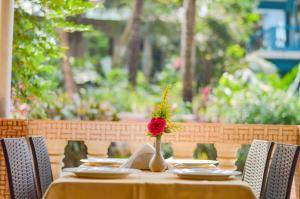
1, 138, 38, 199
29, 136, 53, 198
263, 144, 300, 199
243, 140, 274, 199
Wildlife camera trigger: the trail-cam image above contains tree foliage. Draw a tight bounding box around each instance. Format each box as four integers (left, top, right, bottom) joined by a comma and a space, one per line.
195, 0, 260, 87
12, 0, 96, 117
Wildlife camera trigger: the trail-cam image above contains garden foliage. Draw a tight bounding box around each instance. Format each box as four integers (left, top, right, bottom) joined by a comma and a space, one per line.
12, 0, 96, 118
12, 0, 300, 126
205, 67, 300, 124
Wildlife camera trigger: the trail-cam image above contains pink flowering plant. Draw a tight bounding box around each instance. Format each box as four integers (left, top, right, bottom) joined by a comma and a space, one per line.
147, 86, 176, 139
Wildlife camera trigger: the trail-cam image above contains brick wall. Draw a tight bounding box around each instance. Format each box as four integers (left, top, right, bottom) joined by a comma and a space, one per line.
27, 120, 300, 144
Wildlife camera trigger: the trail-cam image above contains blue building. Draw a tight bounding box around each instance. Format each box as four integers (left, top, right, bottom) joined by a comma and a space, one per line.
251, 0, 300, 74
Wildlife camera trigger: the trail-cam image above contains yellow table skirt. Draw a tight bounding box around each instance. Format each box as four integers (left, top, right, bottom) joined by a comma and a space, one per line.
43, 172, 256, 199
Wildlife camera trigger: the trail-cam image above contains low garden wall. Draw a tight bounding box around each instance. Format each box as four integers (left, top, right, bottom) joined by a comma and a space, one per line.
0, 119, 299, 199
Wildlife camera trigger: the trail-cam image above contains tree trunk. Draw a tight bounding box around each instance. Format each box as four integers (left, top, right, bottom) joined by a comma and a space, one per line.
142, 38, 153, 79
202, 59, 212, 86
112, 0, 143, 74
181, 0, 196, 102
59, 30, 77, 101
112, 24, 131, 68
126, 0, 144, 86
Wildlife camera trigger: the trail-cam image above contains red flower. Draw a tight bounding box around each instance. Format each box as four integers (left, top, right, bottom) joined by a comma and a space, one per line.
202, 86, 210, 98
147, 118, 166, 136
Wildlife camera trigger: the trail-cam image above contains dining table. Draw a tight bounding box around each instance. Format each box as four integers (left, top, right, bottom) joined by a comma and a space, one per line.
43, 170, 256, 199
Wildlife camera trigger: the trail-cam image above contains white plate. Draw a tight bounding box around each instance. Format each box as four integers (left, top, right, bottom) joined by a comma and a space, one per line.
80, 158, 127, 166
65, 167, 141, 179
166, 159, 218, 168
168, 168, 241, 180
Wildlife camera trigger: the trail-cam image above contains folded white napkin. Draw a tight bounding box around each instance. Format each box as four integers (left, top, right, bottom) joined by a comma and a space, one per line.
121, 144, 155, 170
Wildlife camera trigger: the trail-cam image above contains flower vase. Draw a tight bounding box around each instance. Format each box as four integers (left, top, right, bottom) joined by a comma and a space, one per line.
149, 137, 167, 172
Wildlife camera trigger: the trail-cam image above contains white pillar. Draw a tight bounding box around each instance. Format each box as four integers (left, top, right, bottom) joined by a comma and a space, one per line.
0, 0, 14, 118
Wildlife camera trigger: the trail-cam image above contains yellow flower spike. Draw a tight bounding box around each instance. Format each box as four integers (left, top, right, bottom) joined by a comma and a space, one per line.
148, 85, 177, 136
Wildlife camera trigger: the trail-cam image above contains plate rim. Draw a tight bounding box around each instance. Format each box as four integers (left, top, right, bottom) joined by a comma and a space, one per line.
166, 159, 219, 165
66, 167, 141, 175
168, 168, 242, 177
80, 158, 128, 164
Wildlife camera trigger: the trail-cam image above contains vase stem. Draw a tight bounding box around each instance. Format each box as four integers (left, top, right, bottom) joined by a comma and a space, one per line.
155, 138, 161, 154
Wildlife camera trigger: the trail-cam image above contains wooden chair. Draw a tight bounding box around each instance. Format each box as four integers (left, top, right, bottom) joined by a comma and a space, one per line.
263, 143, 299, 199
29, 136, 53, 198
1, 138, 38, 199
242, 140, 274, 199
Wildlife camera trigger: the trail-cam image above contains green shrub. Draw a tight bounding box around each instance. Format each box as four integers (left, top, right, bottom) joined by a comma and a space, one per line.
205, 68, 300, 124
